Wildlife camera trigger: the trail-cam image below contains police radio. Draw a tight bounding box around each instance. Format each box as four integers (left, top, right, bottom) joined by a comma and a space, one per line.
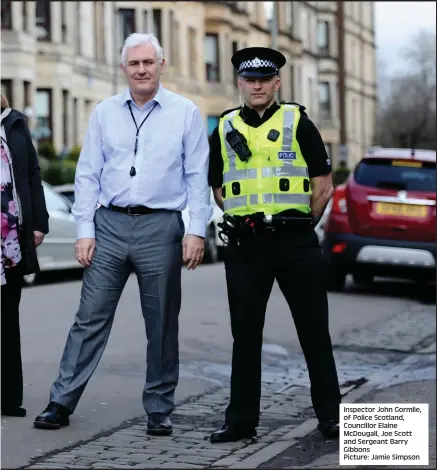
226, 122, 252, 162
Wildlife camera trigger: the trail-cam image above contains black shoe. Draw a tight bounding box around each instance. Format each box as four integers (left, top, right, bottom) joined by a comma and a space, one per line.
210, 425, 257, 443
147, 413, 172, 436
1, 406, 27, 417
318, 419, 339, 439
34, 402, 70, 429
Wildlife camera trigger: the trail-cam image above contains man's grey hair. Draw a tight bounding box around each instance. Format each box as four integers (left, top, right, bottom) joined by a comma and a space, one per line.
120, 33, 164, 66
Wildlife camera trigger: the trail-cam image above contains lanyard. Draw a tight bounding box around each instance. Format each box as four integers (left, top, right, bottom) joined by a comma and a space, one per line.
127, 100, 158, 176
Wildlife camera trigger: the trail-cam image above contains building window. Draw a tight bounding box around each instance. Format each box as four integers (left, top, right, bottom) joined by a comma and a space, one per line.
317, 21, 329, 57
35, 89, 52, 143
205, 33, 220, 82
35, 0, 51, 40
169, 10, 174, 64
308, 78, 314, 116
84, 99, 92, 123
143, 10, 148, 32
1, 80, 12, 107
22, 0, 28, 32
152, 9, 162, 44
61, 2, 67, 43
1, 0, 12, 30
319, 82, 331, 119
290, 65, 295, 99
23, 81, 31, 109
73, 98, 78, 145
62, 90, 69, 148
207, 116, 219, 136
119, 8, 135, 49
75, 3, 81, 54
232, 41, 238, 84
171, 16, 180, 69
188, 27, 197, 79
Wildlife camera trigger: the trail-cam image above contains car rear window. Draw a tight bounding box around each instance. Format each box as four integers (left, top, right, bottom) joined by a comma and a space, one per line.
354, 159, 436, 192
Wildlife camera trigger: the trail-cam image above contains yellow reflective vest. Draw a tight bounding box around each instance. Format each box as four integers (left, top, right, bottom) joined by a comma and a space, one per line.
218, 104, 312, 217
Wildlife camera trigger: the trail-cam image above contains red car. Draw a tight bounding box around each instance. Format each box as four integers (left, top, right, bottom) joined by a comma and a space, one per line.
323, 147, 436, 291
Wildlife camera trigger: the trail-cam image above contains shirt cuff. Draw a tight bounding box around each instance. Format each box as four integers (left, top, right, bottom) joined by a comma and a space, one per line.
77, 222, 95, 240
187, 218, 208, 238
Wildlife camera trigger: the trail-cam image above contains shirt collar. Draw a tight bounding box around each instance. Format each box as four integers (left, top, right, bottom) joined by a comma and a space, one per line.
120, 84, 166, 109
241, 101, 279, 122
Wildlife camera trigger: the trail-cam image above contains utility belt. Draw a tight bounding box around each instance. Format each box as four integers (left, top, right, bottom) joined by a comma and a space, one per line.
218, 212, 316, 246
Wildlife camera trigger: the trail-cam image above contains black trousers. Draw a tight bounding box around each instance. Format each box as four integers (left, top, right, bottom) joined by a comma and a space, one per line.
223, 226, 341, 430
1, 265, 24, 410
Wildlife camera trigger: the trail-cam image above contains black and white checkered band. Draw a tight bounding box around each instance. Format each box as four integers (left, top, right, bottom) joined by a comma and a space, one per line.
238, 57, 277, 71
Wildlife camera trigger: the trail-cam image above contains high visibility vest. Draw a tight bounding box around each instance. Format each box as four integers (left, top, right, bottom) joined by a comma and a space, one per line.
218, 104, 312, 217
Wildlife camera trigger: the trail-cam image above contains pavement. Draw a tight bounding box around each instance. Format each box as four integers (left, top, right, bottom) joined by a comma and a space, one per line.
18, 347, 436, 470
260, 350, 436, 469
1, 267, 435, 469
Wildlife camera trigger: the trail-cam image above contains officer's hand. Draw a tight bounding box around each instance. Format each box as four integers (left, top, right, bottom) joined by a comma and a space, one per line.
75, 238, 96, 268
182, 235, 205, 270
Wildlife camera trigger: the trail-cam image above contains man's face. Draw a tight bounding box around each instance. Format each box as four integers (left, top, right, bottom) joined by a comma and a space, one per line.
238, 75, 281, 109
121, 44, 165, 96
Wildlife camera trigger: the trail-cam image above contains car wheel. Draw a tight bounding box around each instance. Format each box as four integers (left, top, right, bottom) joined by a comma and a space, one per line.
204, 225, 218, 263
22, 272, 37, 287
326, 266, 346, 292
352, 273, 373, 286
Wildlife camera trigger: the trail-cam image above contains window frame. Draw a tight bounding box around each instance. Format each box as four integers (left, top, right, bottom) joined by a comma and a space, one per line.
319, 81, 331, 119
119, 8, 136, 50
205, 33, 220, 83
1, 0, 12, 30
35, 0, 51, 41
35, 88, 53, 144
317, 20, 330, 57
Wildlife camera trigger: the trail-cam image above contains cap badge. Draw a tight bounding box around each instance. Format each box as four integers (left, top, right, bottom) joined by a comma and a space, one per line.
252, 57, 261, 67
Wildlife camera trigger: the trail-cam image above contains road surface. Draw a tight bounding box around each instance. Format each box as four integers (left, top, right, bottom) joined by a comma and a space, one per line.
1, 263, 434, 468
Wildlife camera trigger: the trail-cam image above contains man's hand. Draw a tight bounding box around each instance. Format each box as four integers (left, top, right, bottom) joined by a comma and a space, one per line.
182, 234, 205, 270
33, 231, 45, 248
75, 238, 96, 268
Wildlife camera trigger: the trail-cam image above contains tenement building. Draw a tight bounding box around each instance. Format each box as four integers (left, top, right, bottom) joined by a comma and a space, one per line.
1, 1, 377, 167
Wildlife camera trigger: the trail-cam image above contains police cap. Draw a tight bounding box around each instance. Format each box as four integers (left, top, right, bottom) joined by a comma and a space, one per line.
231, 46, 286, 79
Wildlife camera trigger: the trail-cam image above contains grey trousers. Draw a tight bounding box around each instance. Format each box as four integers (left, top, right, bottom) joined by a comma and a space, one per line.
49, 206, 184, 415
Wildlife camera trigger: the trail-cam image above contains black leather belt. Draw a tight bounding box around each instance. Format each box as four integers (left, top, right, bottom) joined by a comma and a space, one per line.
108, 204, 158, 215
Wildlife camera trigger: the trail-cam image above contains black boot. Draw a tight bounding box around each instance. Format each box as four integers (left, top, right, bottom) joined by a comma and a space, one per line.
318, 419, 339, 439
34, 402, 71, 429
1, 406, 26, 417
210, 425, 256, 443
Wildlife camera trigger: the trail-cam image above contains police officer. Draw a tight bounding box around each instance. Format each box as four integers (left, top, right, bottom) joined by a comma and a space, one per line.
208, 47, 341, 443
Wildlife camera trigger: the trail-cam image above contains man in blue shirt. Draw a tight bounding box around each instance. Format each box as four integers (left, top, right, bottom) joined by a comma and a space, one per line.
34, 33, 211, 436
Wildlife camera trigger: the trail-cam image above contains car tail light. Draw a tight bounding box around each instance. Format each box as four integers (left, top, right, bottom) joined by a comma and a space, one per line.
332, 242, 347, 253
331, 185, 348, 214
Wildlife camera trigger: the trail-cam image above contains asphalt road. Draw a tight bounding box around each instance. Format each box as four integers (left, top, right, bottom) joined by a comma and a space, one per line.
1, 263, 432, 468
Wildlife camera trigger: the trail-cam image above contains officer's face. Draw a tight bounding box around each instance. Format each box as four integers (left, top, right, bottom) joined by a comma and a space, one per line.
122, 44, 165, 98
238, 76, 281, 109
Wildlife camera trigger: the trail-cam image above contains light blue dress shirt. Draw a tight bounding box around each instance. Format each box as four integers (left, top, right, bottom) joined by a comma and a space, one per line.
72, 85, 212, 239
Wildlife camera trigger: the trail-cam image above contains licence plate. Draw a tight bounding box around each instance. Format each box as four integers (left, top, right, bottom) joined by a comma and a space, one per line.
375, 203, 427, 218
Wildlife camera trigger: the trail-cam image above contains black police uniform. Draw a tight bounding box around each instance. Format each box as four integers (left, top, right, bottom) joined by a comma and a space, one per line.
209, 47, 341, 443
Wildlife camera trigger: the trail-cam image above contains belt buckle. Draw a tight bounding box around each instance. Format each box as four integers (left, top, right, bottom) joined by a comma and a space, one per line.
127, 206, 138, 216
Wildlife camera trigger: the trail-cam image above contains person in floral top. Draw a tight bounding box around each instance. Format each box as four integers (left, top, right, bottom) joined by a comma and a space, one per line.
1, 94, 49, 418
1, 138, 22, 285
